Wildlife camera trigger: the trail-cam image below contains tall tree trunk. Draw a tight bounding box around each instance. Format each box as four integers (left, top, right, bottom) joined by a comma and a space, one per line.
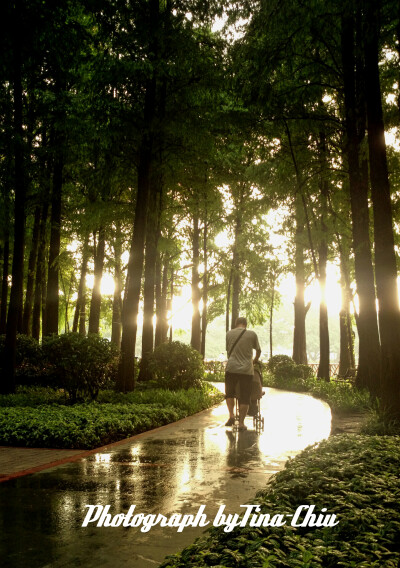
338, 240, 355, 375
341, 9, 381, 393
117, 0, 159, 392
22, 206, 41, 335
190, 210, 202, 352
1, 2, 26, 393
364, 0, 400, 414
44, 124, 64, 336
317, 240, 330, 379
154, 252, 162, 348
201, 222, 208, 359
0, 214, 10, 335
111, 227, 123, 348
32, 200, 49, 340
72, 234, 89, 335
292, 193, 309, 364
225, 269, 232, 333
169, 269, 174, 343
317, 133, 330, 381
139, 174, 162, 379
88, 227, 106, 334
155, 256, 169, 346
230, 215, 242, 329
269, 285, 275, 359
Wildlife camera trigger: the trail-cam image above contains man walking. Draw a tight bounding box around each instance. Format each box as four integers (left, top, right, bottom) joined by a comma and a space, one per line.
225, 316, 261, 431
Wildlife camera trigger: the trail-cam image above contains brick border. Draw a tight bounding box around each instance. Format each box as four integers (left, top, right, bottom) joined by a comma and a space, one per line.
0, 408, 211, 483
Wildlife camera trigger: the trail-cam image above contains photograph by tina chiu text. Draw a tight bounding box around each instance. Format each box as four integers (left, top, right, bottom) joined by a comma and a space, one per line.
82, 503, 339, 532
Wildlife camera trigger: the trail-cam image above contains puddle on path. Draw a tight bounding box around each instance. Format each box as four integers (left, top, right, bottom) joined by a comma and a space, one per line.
0, 387, 331, 568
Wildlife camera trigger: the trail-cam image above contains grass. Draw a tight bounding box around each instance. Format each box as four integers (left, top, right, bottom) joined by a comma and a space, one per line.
0, 382, 224, 449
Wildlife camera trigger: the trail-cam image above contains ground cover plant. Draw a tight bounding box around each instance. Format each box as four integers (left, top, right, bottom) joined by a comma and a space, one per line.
262, 355, 371, 414
159, 434, 400, 567
0, 383, 224, 449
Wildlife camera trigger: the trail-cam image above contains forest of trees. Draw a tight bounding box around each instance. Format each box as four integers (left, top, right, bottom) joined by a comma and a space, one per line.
1, 0, 400, 416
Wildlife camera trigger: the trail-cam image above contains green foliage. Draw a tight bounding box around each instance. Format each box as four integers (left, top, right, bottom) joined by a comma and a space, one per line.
308, 378, 371, 414
263, 360, 371, 413
42, 333, 118, 401
0, 384, 224, 449
361, 400, 400, 436
159, 435, 400, 567
0, 334, 45, 384
266, 354, 293, 374
147, 341, 205, 390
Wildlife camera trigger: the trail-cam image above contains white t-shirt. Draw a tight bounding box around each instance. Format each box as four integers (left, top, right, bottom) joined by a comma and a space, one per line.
225, 328, 261, 376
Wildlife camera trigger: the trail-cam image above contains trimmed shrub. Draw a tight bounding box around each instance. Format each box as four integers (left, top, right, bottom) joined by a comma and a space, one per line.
0, 334, 47, 385
147, 341, 204, 390
266, 354, 293, 374
42, 333, 118, 401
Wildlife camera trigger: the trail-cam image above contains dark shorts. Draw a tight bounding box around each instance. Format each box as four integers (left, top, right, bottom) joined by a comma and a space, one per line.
225, 372, 253, 405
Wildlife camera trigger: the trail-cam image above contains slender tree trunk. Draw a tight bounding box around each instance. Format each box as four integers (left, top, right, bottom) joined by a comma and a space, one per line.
201, 222, 208, 359
364, 0, 400, 414
1, 2, 26, 392
155, 256, 169, 346
230, 215, 242, 329
117, 0, 159, 392
190, 210, 202, 352
22, 206, 41, 335
292, 194, 309, 364
139, 174, 162, 379
72, 234, 89, 335
341, 10, 381, 393
317, 133, 330, 381
169, 269, 174, 343
44, 124, 64, 336
111, 227, 123, 348
338, 241, 355, 375
226, 269, 232, 333
0, 218, 10, 335
154, 252, 162, 347
269, 285, 275, 359
88, 227, 106, 334
32, 199, 49, 340
317, 241, 330, 379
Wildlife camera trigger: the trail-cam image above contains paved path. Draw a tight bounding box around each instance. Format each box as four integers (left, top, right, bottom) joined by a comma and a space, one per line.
0, 387, 331, 568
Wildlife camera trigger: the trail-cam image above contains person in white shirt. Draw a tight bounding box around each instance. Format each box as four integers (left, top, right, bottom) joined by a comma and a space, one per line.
225, 317, 261, 431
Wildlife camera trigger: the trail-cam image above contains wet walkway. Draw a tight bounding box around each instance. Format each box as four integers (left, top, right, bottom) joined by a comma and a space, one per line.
0, 387, 331, 568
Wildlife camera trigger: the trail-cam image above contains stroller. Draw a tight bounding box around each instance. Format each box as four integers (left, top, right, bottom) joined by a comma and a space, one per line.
235, 364, 265, 431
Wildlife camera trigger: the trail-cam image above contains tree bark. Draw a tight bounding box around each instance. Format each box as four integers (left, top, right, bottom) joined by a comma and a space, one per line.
111, 227, 123, 348
72, 234, 89, 335
338, 239, 355, 375
44, 124, 64, 336
269, 285, 275, 359
22, 206, 41, 335
225, 269, 232, 333
201, 221, 208, 359
155, 255, 169, 346
190, 209, 202, 352
0, 213, 10, 335
230, 214, 242, 329
341, 9, 381, 393
292, 193, 309, 364
364, 0, 400, 414
317, 133, 330, 381
117, 0, 159, 392
139, 173, 162, 379
88, 227, 106, 334
1, 1, 26, 393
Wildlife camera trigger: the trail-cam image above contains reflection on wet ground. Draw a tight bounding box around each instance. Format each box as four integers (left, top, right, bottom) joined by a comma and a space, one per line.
0, 386, 331, 568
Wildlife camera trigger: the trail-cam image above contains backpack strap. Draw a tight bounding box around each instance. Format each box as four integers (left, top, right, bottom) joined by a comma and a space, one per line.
228, 329, 247, 358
